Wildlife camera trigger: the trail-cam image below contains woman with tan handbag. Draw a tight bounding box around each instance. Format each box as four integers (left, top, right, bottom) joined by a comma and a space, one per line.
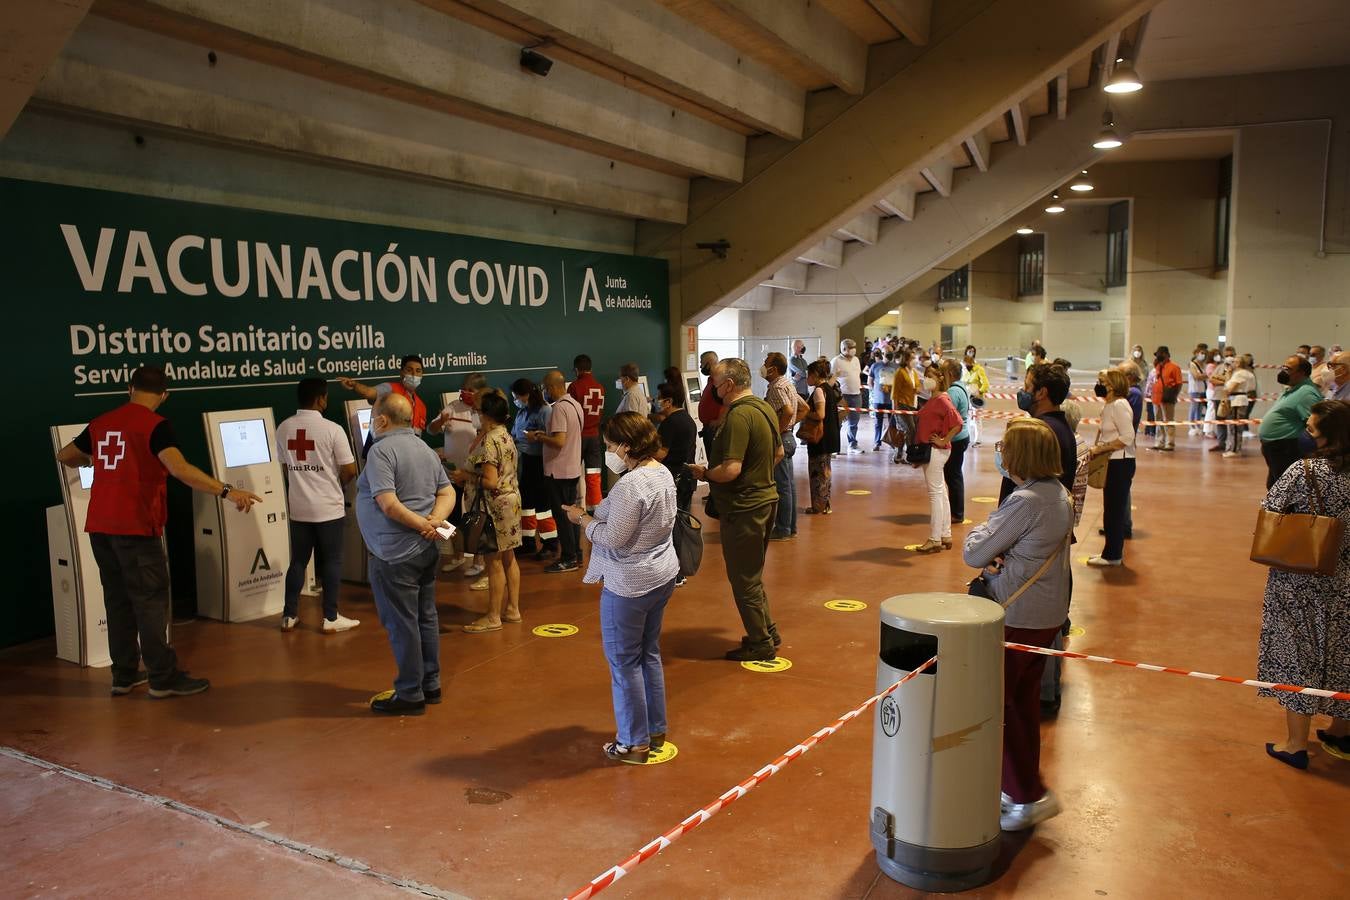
890, 348, 920, 464
1256, 399, 1350, 769
963, 418, 1073, 830
1086, 368, 1137, 568
802, 359, 840, 514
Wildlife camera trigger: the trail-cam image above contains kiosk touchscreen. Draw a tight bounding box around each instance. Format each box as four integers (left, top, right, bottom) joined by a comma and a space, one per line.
340, 399, 373, 583
47, 424, 171, 666
683, 370, 709, 467
193, 409, 289, 622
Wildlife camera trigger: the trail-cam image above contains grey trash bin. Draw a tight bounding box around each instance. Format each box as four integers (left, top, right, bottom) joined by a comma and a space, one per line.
1006, 355, 1019, 382
870, 592, 1004, 892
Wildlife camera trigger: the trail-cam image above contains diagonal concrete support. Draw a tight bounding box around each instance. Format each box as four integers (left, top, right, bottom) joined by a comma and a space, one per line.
0, 0, 93, 138
642, 0, 1160, 327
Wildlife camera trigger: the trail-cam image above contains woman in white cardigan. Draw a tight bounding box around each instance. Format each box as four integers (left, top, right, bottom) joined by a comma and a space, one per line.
1087, 367, 1137, 567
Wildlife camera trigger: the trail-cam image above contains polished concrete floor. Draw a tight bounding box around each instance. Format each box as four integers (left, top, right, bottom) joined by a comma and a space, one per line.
3, 417, 1348, 899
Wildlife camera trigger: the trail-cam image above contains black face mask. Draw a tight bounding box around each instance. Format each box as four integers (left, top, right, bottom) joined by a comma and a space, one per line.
1094, 383, 1109, 397
1276, 368, 1291, 385
1016, 389, 1036, 412
700, 365, 711, 377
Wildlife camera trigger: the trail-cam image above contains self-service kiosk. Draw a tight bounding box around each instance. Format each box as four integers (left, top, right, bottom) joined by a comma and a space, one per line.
684, 370, 709, 467
339, 399, 373, 583
193, 408, 289, 621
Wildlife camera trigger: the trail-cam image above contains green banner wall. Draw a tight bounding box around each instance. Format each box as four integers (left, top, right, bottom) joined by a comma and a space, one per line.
2, 177, 668, 648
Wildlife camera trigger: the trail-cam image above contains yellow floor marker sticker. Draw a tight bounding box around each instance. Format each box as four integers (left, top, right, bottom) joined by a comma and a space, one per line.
532, 623, 579, 638
972, 497, 998, 504
825, 599, 868, 612
644, 743, 679, 765
741, 657, 792, 673
1068, 625, 1086, 637
846, 489, 872, 496
904, 543, 927, 552
1078, 556, 1091, 566
957, 518, 974, 525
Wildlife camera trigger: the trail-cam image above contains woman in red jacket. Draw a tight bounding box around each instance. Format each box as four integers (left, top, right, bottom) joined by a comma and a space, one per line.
1149, 346, 1184, 451
914, 365, 964, 553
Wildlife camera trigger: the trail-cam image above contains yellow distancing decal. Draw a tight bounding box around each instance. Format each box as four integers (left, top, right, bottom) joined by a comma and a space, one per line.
532, 623, 579, 638
1078, 556, 1091, 566
1068, 625, 1086, 637
904, 543, 925, 552
824, 599, 868, 612
958, 518, 974, 525
972, 497, 998, 504
741, 657, 793, 674
846, 489, 872, 496
644, 743, 679, 765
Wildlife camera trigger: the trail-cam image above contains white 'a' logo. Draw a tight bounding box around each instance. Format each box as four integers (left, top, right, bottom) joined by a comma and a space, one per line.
578, 267, 604, 313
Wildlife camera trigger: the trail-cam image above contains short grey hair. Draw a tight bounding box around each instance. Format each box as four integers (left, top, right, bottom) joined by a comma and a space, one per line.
840, 338, 856, 352
716, 357, 752, 389
375, 391, 413, 426
462, 372, 487, 391
700, 350, 718, 365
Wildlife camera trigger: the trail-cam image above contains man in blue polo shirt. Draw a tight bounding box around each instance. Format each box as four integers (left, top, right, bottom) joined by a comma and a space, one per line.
1258, 355, 1322, 489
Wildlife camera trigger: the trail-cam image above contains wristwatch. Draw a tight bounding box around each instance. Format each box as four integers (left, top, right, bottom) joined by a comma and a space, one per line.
219, 483, 234, 498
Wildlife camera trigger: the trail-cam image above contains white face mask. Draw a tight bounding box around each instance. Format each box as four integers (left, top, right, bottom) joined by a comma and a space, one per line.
402, 374, 422, 391
1133, 350, 1143, 359
759, 365, 770, 379
1195, 353, 1206, 362
1309, 356, 1319, 366
922, 377, 937, 393
615, 378, 625, 390
604, 450, 627, 474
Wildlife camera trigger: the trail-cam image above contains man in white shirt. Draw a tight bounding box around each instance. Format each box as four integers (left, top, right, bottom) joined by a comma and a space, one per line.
615, 362, 651, 417
428, 372, 484, 577
276, 378, 359, 633
831, 339, 863, 451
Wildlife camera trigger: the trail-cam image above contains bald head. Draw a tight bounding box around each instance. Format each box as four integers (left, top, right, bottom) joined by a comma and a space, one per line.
374, 391, 413, 427
543, 369, 567, 400
1115, 361, 1140, 385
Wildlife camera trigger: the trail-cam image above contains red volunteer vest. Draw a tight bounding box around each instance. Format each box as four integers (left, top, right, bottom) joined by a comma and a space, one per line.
85, 402, 169, 537
389, 382, 427, 431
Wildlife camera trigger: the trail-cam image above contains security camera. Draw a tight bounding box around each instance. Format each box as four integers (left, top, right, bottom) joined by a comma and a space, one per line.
520, 48, 553, 77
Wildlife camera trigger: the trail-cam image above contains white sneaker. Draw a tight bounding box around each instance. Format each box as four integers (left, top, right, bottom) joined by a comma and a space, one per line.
440, 557, 464, 573
322, 614, 360, 633
1222, 451, 1237, 458
1086, 556, 1122, 567
280, 616, 299, 632
463, 564, 485, 578
1000, 790, 1061, 831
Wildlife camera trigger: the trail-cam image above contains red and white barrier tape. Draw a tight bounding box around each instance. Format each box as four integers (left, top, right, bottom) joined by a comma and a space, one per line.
1004, 642, 1350, 702
835, 406, 1263, 426
981, 391, 1281, 404
563, 656, 939, 900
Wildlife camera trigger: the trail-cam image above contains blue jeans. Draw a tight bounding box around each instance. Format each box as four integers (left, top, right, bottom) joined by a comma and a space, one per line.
284, 517, 345, 619
600, 577, 675, 747
773, 430, 798, 536
1188, 393, 1205, 425
369, 543, 441, 702
872, 398, 893, 445
843, 393, 861, 446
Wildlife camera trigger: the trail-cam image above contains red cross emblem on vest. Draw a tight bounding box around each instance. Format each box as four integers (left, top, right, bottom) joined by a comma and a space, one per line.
288, 429, 316, 461
97, 432, 126, 469
581, 387, 604, 419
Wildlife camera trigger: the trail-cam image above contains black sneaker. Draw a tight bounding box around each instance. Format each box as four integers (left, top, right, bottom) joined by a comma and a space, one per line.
370, 690, 426, 716
424, 687, 442, 705
545, 559, 579, 573
725, 645, 776, 662
148, 672, 210, 699
111, 673, 149, 696
741, 633, 783, 648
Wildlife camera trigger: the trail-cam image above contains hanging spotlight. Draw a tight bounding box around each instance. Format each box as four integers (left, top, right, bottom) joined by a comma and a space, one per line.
887, 309, 900, 315
1104, 55, 1143, 94
1044, 192, 1065, 214
1069, 169, 1095, 192
1093, 109, 1123, 149
1016, 226, 1034, 235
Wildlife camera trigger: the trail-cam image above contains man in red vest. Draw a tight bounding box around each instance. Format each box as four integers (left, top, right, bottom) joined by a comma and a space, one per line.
339, 355, 428, 454
56, 366, 261, 698
566, 353, 605, 512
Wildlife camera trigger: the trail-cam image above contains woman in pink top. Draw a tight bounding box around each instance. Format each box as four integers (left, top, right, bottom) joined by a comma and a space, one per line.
914, 365, 964, 553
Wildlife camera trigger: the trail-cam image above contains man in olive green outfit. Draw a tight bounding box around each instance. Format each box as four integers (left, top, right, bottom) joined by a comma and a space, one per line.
688, 358, 785, 661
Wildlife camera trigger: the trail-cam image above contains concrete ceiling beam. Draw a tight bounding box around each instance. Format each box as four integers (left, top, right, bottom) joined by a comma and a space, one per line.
1056, 71, 1069, 119
0, 0, 93, 138
869, 0, 933, 46
922, 157, 954, 196
430, 0, 806, 140
656, 0, 868, 94
836, 211, 881, 244
730, 284, 775, 310
93, 0, 746, 181
1009, 98, 1029, 146
796, 236, 844, 268
877, 184, 916, 220
760, 261, 807, 291
965, 129, 991, 172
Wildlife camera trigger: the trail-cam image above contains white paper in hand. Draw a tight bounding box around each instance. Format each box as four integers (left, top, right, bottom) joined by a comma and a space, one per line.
435, 523, 456, 540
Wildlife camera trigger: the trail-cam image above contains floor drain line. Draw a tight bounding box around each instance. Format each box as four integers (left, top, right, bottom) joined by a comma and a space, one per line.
1, 746, 468, 900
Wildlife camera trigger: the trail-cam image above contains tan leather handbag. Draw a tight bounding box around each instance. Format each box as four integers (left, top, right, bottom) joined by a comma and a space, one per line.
1250, 460, 1345, 576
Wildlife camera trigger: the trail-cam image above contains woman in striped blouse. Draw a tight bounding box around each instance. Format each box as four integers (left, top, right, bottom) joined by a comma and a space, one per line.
564, 412, 679, 764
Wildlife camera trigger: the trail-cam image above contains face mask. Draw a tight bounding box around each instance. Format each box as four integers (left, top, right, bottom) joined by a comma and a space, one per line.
1094, 383, 1109, 397
1155, 355, 1166, 365
921, 377, 937, 393
1133, 350, 1143, 359
994, 449, 1010, 480
700, 364, 711, 377
1212, 356, 1222, 364
759, 365, 770, 379
1016, 389, 1036, 412
615, 378, 626, 390
459, 389, 476, 406
1309, 356, 1319, 366
371, 417, 388, 440
403, 374, 422, 391
513, 398, 526, 410
1195, 353, 1206, 362
604, 450, 627, 474
1277, 368, 1291, 385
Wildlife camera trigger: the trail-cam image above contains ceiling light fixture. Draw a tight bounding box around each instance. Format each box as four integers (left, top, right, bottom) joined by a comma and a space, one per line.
1069, 170, 1094, 191
1016, 226, 1034, 235
1093, 109, 1123, 149
887, 309, 900, 315
1104, 54, 1143, 94
1044, 192, 1065, 214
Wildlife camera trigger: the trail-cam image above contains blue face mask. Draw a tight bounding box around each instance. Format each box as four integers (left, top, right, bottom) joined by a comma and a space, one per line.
995, 449, 1010, 480
1016, 389, 1036, 412
513, 398, 527, 410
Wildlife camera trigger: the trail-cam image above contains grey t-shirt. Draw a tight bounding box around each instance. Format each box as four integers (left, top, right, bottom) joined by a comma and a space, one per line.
356, 427, 450, 563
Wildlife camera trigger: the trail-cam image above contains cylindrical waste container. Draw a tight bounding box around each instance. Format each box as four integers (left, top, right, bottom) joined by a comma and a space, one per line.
870, 592, 1004, 892
1005, 355, 1019, 382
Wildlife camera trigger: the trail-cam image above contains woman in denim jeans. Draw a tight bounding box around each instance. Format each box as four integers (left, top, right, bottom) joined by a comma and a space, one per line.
564, 412, 679, 764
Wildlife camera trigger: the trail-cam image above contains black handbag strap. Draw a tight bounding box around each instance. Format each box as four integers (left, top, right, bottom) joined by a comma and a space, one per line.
1304, 459, 1323, 518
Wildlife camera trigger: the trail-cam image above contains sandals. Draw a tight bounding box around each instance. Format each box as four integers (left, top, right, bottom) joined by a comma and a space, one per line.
915, 539, 944, 554
603, 741, 651, 765
503, 614, 522, 624
463, 621, 502, 633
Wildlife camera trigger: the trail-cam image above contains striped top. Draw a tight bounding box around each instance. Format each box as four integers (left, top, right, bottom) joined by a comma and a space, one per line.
583, 464, 679, 597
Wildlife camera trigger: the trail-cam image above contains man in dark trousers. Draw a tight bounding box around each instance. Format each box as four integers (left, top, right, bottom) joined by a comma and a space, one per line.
56, 365, 261, 698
